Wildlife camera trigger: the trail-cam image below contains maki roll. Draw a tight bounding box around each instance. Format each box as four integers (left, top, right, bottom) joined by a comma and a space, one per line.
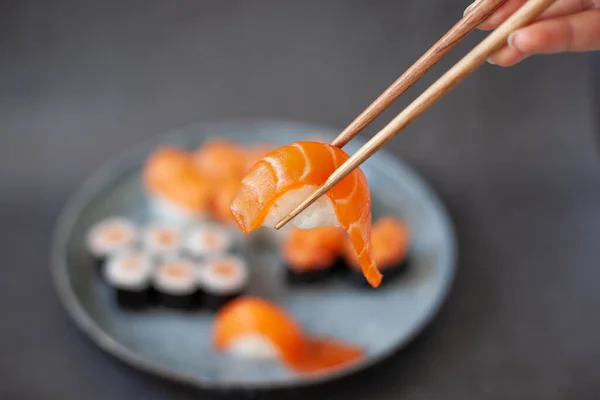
143, 147, 212, 223
104, 250, 154, 309
142, 222, 183, 259
344, 217, 410, 287
153, 257, 200, 310
183, 223, 235, 260
281, 227, 346, 284
199, 255, 249, 311
86, 217, 137, 267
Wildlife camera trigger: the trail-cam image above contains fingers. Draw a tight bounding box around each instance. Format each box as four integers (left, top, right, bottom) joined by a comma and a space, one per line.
510, 9, 600, 53
539, 0, 600, 20
486, 44, 527, 67
467, 0, 599, 30
486, 9, 600, 66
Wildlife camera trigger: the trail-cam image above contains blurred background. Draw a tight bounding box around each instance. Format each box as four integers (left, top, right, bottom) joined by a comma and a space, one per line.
1, 0, 599, 399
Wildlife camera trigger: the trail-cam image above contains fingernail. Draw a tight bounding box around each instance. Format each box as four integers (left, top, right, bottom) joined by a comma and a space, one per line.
507, 32, 519, 50
463, 2, 475, 16
486, 58, 496, 65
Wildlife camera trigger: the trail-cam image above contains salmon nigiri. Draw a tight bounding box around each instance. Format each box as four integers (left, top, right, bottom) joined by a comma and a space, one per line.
144, 147, 212, 221
230, 141, 382, 288
213, 296, 363, 373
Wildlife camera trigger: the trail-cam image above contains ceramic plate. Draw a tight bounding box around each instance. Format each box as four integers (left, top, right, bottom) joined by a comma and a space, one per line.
51, 119, 456, 390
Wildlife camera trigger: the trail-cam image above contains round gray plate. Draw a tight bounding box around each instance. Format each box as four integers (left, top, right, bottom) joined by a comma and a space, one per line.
51, 119, 456, 390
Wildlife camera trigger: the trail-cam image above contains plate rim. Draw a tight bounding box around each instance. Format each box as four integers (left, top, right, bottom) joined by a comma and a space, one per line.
50, 118, 457, 390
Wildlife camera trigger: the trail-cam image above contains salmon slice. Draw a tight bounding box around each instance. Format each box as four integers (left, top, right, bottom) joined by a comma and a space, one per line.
230, 141, 382, 288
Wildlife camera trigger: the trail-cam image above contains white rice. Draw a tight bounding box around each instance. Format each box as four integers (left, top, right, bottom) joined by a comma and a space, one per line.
104, 250, 153, 290
226, 334, 281, 361
198, 255, 248, 295
184, 223, 233, 259
153, 257, 198, 295
142, 222, 182, 257
86, 217, 137, 258
262, 185, 339, 229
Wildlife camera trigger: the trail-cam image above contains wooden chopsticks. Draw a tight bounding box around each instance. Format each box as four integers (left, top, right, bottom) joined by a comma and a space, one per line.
275, 0, 556, 230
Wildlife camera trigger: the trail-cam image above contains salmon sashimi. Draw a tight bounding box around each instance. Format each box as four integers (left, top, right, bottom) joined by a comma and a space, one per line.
143, 147, 212, 216
213, 296, 363, 373
230, 141, 382, 288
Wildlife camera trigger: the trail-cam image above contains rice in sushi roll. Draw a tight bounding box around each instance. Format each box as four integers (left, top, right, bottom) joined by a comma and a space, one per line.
143, 147, 212, 223
142, 222, 183, 259
199, 255, 249, 311
153, 257, 200, 310
343, 217, 410, 287
183, 223, 235, 260
281, 227, 346, 284
104, 250, 154, 309
86, 217, 138, 266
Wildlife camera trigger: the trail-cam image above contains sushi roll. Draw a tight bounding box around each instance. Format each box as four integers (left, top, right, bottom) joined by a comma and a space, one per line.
104, 250, 154, 309
199, 255, 249, 311
213, 296, 363, 372
142, 222, 183, 259
183, 223, 236, 260
343, 217, 411, 287
143, 146, 212, 223
153, 257, 201, 310
86, 217, 138, 266
281, 227, 346, 284
229, 141, 383, 288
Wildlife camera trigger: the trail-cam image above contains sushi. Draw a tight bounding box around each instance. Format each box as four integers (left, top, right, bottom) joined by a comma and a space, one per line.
143, 146, 212, 222
86, 217, 138, 266
213, 296, 306, 362
243, 144, 273, 173
213, 296, 363, 372
199, 255, 249, 311
229, 141, 383, 288
183, 223, 235, 260
344, 217, 411, 286
192, 139, 246, 181
282, 226, 346, 284
152, 257, 200, 310
210, 178, 240, 225
142, 222, 183, 259
103, 250, 154, 309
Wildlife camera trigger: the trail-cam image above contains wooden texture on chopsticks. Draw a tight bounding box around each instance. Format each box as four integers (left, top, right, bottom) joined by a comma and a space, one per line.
276, 0, 557, 230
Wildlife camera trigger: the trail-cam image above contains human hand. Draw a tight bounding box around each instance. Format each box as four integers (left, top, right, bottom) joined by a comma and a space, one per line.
464, 0, 600, 66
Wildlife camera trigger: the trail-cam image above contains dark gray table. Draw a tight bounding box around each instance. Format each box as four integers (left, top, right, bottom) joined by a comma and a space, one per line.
1, 1, 599, 399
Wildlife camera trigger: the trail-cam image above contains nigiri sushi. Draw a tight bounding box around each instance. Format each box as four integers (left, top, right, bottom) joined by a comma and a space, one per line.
214, 296, 305, 362
192, 139, 246, 181
213, 296, 363, 373
230, 141, 382, 288
282, 226, 346, 284
344, 216, 411, 286
210, 178, 240, 225
144, 147, 212, 222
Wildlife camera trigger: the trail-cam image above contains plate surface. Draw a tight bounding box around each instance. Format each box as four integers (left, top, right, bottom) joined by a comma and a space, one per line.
51, 119, 457, 390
